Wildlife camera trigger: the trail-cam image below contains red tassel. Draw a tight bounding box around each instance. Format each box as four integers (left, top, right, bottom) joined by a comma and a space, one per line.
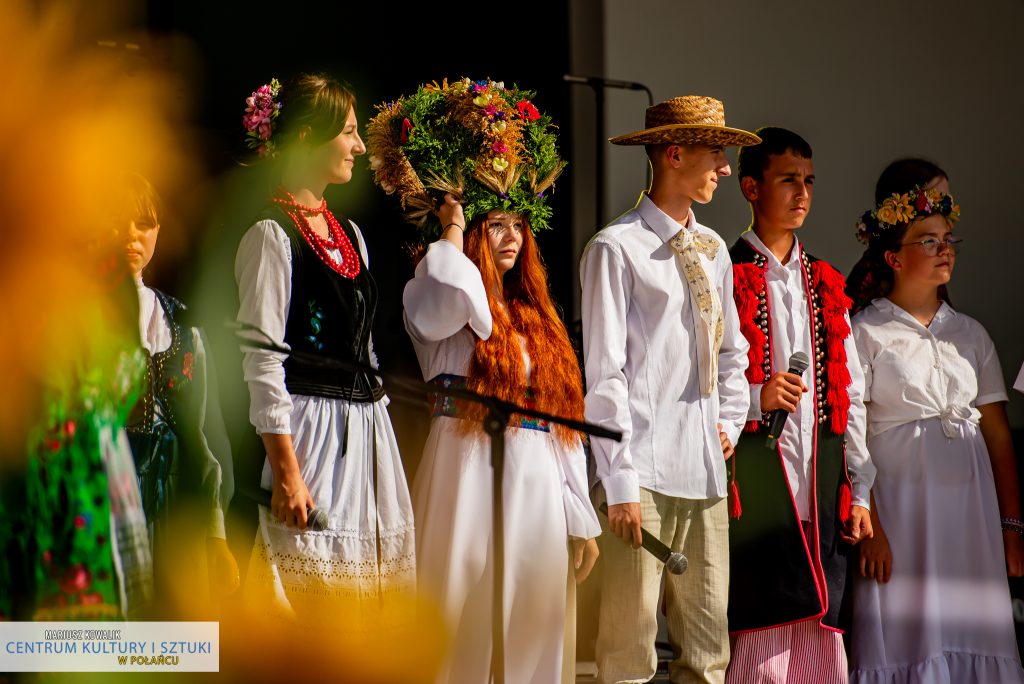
733, 263, 769, 384
729, 479, 743, 520
838, 481, 851, 525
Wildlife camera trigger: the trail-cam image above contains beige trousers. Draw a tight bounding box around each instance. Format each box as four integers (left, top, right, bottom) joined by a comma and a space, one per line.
595, 488, 730, 684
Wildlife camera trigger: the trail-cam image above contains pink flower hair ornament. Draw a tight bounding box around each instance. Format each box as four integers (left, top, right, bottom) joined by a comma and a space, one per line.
243, 77, 283, 158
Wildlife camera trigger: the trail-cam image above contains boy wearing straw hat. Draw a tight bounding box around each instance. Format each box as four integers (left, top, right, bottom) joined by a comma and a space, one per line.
580, 95, 757, 684
724, 127, 873, 683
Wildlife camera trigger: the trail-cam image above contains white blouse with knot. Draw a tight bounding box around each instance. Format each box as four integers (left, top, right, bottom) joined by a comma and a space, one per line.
852, 298, 1008, 440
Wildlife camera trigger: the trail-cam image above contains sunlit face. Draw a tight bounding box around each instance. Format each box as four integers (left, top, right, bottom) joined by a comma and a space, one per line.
742, 151, 814, 231
485, 211, 524, 276
673, 144, 732, 204
311, 108, 366, 185
889, 214, 956, 288
124, 213, 160, 277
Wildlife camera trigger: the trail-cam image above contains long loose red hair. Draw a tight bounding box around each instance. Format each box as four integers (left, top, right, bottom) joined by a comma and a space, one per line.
460, 216, 585, 446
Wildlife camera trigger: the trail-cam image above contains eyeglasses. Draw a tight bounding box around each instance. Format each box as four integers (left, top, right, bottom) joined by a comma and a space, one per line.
900, 236, 963, 256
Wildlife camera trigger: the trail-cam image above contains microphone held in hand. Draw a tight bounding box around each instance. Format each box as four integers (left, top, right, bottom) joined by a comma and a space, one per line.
764, 351, 811, 450
244, 485, 329, 531
599, 502, 688, 575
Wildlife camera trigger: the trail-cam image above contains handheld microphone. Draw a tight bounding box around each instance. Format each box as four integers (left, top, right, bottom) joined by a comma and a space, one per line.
243, 485, 329, 531
599, 502, 688, 575
764, 351, 811, 450
563, 74, 648, 91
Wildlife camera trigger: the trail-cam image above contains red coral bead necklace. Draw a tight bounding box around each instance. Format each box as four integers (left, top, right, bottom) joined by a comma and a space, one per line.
272, 188, 361, 279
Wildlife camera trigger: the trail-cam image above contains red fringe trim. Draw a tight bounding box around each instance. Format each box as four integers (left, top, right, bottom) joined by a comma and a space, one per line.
810, 261, 852, 434
728, 479, 742, 520
728, 456, 742, 519
733, 262, 768, 385
838, 481, 851, 526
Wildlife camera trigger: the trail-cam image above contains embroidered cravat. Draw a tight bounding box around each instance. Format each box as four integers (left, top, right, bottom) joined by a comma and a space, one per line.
669, 228, 724, 396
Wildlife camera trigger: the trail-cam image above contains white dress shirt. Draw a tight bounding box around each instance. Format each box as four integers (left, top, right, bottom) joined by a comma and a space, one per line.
1014, 362, 1024, 394
580, 194, 750, 505
740, 232, 873, 519
853, 298, 1008, 438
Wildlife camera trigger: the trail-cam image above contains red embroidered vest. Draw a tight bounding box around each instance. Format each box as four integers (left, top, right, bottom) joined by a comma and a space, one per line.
730, 237, 853, 436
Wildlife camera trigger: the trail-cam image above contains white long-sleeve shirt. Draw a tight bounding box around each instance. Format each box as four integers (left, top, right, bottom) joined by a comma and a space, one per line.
580, 193, 750, 505
739, 231, 873, 520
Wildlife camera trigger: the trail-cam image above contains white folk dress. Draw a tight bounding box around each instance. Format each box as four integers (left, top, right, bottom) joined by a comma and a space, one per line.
235, 218, 416, 620
404, 240, 601, 684
849, 298, 1024, 683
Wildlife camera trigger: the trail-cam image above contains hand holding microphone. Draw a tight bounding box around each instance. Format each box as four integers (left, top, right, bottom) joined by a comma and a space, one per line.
763, 351, 810, 449
242, 484, 329, 531
599, 502, 688, 575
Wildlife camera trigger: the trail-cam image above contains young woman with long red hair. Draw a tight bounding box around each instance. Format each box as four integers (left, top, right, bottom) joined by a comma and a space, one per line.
403, 194, 599, 683
369, 78, 599, 681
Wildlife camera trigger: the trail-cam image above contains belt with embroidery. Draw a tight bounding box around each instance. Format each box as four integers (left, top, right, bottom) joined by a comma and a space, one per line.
428, 373, 550, 433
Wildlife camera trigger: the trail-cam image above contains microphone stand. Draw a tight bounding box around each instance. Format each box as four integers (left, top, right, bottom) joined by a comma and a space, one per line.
563, 74, 654, 229
231, 324, 622, 684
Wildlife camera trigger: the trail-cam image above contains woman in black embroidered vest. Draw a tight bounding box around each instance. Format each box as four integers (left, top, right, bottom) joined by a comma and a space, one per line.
120, 173, 238, 613
234, 74, 415, 619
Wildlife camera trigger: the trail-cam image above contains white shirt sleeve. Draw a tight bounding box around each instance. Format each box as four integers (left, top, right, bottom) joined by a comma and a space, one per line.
556, 441, 602, 539
580, 240, 637, 506
403, 239, 493, 343
842, 314, 875, 509
716, 261, 751, 446
235, 220, 294, 434
1015, 362, 1024, 395
975, 324, 1009, 407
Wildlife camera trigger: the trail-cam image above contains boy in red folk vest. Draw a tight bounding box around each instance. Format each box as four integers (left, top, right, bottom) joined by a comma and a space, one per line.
726, 127, 875, 684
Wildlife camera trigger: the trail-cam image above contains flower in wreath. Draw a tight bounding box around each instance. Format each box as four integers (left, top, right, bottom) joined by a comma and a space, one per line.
516, 100, 541, 122
365, 76, 567, 243
856, 185, 962, 244
243, 77, 283, 158
875, 193, 913, 226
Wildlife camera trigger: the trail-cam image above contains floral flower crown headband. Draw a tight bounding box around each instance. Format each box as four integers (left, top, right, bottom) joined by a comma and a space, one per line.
366, 77, 566, 242
855, 185, 961, 245
242, 77, 282, 158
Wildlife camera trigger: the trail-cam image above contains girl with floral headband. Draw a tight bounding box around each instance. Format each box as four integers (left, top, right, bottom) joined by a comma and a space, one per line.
845, 158, 1024, 683
369, 78, 600, 683
234, 74, 415, 620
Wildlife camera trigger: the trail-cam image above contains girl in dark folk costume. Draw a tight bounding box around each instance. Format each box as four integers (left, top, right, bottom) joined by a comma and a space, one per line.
120, 174, 239, 611
846, 159, 1024, 683
235, 75, 415, 619
367, 78, 600, 683
726, 128, 874, 684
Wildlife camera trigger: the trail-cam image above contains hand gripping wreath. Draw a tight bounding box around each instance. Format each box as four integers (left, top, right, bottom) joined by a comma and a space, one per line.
366, 77, 566, 242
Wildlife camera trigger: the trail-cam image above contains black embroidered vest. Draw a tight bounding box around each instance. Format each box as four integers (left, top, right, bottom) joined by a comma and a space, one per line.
265, 206, 383, 403
125, 290, 203, 528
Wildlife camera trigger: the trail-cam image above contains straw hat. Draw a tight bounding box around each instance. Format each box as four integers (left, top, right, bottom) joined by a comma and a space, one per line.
610, 95, 760, 147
